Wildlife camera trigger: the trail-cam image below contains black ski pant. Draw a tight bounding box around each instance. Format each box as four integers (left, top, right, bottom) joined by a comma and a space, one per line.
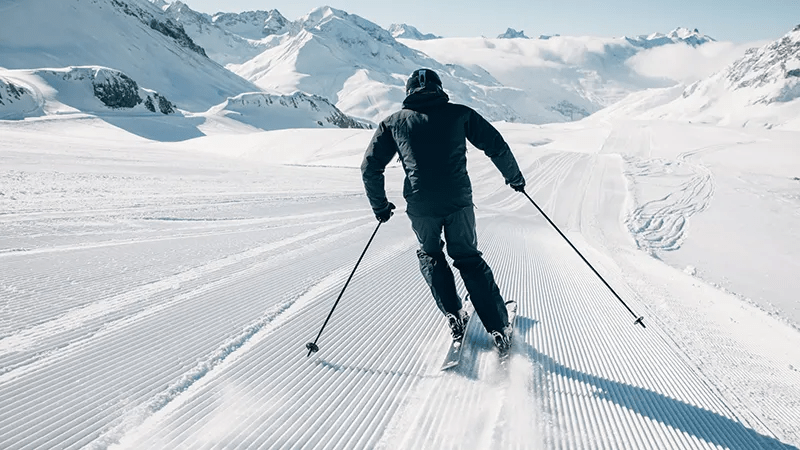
408, 206, 508, 333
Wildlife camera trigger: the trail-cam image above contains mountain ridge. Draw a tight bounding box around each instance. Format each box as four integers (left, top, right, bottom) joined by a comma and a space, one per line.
592, 27, 800, 129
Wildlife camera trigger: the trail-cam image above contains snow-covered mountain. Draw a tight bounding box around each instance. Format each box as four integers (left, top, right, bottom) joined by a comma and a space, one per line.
1, 0, 767, 129
497, 28, 529, 39
0, 66, 371, 133
138, 1, 737, 126
205, 92, 372, 131
157, 1, 277, 66
0, 67, 177, 120
401, 33, 697, 123
149, 0, 169, 9
211, 9, 289, 40
625, 27, 716, 48
0, 0, 374, 131
0, 0, 258, 112
229, 6, 519, 124
388, 23, 440, 40
594, 26, 800, 129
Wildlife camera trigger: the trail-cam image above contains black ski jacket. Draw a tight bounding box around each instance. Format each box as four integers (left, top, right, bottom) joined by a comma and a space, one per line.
361, 87, 524, 217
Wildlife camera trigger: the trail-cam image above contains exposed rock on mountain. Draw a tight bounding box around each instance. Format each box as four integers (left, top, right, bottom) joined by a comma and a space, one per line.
0, 77, 39, 119
497, 28, 529, 39
710, 27, 800, 104
49, 67, 177, 114
111, 0, 206, 56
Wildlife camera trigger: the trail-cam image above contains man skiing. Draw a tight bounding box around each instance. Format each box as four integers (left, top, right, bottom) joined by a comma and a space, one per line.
361, 68, 525, 354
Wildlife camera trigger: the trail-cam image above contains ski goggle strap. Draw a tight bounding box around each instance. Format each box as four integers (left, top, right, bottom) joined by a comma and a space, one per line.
418, 69, 427, 88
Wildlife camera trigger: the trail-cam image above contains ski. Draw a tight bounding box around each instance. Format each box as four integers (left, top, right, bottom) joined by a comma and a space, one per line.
440, 301, 475, 371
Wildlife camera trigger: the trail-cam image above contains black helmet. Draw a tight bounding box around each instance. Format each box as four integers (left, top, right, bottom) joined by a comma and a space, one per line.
405, 68, 443, 95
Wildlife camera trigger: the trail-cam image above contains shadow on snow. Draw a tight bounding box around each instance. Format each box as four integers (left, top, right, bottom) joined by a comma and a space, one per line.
512, 316, 797, 450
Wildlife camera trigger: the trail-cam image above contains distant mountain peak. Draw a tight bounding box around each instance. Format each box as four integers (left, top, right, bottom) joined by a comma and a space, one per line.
668, 27, 700, 38
298, 6, 396, 45
263, 9, 289, 36
626, 27, 714, 48
667, 27, 715, 45
301, 5, 346, 26
148, 0, 169, 10
210, 9, 288, 39
498, 28, 529, 39
389, 24, 440, 40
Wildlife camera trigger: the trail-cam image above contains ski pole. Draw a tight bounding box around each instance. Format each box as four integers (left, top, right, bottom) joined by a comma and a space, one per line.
519, 189, 646, 328
306, 221, 383, 356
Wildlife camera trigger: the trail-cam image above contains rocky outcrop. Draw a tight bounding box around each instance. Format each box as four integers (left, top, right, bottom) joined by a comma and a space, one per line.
143, 92, 176, 114
92, 71, 142, 108
0, 80, 29, 106
111, 0, 207, 56
497, 28, 528, 39
51, 67, 176, 114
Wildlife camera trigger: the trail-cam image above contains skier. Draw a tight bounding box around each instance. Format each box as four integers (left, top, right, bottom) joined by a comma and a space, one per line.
361, 68, 525, 354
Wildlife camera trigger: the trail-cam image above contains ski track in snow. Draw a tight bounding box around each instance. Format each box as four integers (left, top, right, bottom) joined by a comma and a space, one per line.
603, 126, 739, 256
1, 124, 799, 449
624, 150, 716, 254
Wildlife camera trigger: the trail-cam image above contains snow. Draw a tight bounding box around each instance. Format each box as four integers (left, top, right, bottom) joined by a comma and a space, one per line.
145, 2, 755, 126
1, 113, 799, 449
2, 1, 800, 448
388, 24, 440, 41
0, 0, 258, 111
399, 34, 718, 124
597, 27, 800, 130
203, 92, 372, 131
227, 6, 521, 125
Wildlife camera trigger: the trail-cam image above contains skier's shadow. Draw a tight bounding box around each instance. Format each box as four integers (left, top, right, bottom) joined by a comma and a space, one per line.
505, 315, 797, 450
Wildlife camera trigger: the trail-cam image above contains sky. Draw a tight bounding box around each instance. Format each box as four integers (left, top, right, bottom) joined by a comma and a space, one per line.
174, 0, 800, 43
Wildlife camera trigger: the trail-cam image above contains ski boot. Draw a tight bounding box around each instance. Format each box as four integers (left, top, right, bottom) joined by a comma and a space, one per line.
445, 308, 470, 341
491, 325, 513, 360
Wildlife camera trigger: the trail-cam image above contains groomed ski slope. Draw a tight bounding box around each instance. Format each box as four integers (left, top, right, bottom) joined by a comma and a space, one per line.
1, 118, 799, 449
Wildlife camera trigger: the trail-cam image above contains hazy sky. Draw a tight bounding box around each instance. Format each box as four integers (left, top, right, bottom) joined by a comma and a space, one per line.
175, 0, 799, 42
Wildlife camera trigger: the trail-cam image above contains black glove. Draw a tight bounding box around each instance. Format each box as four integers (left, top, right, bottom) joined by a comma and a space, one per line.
375, 202, 396, 222
510, 182, 526, 193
